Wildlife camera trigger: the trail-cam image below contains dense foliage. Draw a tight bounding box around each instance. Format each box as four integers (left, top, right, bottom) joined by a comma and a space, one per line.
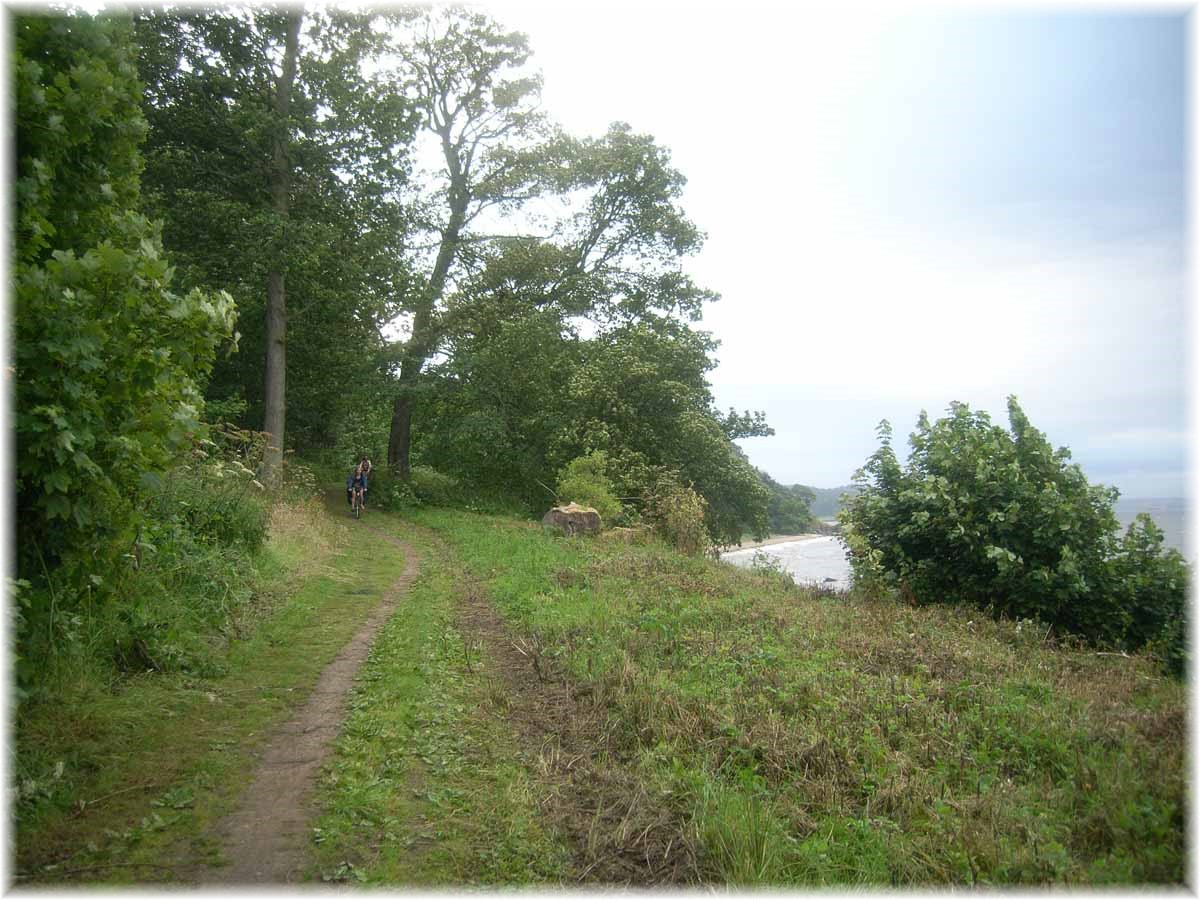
411, 313, 770, 543
759, 471, 816, 534
556, 452, 623, 523
14, 5, 773, 681
124, 5, 772, 543
841, 398, 1188, 672
133, 9, 414, 450
14, 12, 238, 665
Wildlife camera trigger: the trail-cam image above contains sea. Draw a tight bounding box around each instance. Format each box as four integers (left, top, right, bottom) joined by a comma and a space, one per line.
721, 497, 1190, 590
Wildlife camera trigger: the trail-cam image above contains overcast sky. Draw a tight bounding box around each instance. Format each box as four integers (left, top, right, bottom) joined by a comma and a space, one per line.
489, 3, 1189, 498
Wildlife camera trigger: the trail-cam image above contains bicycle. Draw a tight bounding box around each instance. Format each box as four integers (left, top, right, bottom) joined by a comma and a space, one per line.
351, 483, 365, 519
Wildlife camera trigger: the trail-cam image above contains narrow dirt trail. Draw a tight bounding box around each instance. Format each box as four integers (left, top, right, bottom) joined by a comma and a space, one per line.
200, 517, 422, 885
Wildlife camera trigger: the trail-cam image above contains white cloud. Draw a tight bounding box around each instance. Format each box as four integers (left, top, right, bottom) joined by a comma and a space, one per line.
483, 3, 1187, 497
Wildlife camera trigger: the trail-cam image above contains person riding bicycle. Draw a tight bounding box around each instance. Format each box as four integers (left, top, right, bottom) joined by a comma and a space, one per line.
358, 456, 372, 505
347, 463, 367, 508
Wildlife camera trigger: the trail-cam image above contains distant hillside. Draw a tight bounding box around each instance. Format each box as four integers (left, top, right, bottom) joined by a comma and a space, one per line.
801, 484, 860, 519
756, 470, 861, 532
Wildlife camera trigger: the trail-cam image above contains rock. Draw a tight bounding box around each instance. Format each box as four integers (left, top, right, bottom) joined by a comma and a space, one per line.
542, 502, 601, 536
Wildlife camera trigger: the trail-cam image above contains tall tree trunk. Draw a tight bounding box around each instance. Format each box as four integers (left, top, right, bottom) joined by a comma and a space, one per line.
388, 387, 413, 479
387, 163, 468, 478
387, 351, 425, 477
261, 9, 302, 487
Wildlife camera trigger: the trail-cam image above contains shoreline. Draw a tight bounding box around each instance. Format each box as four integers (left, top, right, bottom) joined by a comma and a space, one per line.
723, 533, 831, 553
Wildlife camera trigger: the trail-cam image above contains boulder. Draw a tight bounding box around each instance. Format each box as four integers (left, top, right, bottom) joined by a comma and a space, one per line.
542, 502, 601, 536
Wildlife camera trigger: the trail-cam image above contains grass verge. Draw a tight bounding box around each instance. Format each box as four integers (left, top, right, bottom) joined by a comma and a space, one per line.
309, 514, 572, 885
406, 507, 1186, 887
14, 496, 402, 884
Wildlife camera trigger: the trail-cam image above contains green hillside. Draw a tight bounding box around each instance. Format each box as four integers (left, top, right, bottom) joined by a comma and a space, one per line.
803, 484, 860, 519
17, 502, 1186, 886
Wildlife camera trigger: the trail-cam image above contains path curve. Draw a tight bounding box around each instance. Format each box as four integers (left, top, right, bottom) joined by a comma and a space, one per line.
201, 520, 421, 884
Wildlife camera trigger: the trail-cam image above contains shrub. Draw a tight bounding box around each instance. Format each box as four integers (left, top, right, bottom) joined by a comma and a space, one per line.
103, 527, 255, 677
15, 424, 273, 693
645, 474, 710, 557
366, 467, 419, 510
840, 398, 1188, 671
15, 11, 237, 613
149, 424, 269, 550
410, 465, 462, 506
1108, 514, 1188, 675
556, 452, 623, 524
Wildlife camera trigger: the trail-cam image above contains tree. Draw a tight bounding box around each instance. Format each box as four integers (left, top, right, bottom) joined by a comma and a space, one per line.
261, 9, 302, 483
134, 8, 415, 464
380, 8, 727, 480
415, 308, 771, 542
556, 452, 623, 523
415, 306, 579, 508
759, 471, 816, 535
380, 6, 551, 477
15, 11, 236, 599
840, 398, 1188, 668
551, 320, 771, 545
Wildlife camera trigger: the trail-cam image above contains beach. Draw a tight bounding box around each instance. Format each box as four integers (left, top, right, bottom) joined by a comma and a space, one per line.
725, 533, 828, 551
722, 534, 851, 590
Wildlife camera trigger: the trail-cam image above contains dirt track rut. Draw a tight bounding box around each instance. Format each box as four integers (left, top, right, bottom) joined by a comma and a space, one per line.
201, 522, 421, 885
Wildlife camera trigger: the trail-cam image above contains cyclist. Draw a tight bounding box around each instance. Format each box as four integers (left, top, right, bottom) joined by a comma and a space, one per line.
347, 462, 367, 510
358, 456, 372, 507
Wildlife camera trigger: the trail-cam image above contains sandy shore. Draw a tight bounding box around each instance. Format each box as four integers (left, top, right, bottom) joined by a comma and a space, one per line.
724, 533, 829, 552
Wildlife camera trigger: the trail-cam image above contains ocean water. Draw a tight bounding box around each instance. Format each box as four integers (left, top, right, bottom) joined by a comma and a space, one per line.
722, 536, 852, 590
1113, 497, 1188, 556
721, 496, 1189, 588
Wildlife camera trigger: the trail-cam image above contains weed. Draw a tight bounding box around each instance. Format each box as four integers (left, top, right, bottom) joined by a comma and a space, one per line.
412, 507, 1186, 886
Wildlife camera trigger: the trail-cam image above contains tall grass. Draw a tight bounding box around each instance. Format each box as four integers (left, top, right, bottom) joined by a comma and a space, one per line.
13, 434, 334, 848
411, 507, 1186, 886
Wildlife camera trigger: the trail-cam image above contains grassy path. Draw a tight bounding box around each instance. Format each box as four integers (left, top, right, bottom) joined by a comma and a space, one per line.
15, 498, 1187, 887
307, 513, 575, 884
13, 497, 418, 884
200, 525, 423, 883
311, 510, 688, 885
16, 496, 586, 887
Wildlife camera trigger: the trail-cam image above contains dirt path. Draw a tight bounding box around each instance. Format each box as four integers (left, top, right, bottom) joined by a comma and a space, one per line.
200, 508, 689, 885
200, 521, 422, 885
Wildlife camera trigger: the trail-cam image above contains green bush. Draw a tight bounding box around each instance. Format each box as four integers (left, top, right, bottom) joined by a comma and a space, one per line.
840, 398, 1188, 671
104, 524, 255, 677
14, 11, 236, 628
365, 466, 419, 510
556, 451, 623, 524
1108, 514, 1188, 675
16, 426, 271, 693
644, 474, 710, 557
149, 425, 269, 550
369, 464, 463, 511
410, 465, 463, 506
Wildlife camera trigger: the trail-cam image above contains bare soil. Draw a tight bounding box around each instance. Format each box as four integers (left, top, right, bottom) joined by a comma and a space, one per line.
197, 524, 423, 885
